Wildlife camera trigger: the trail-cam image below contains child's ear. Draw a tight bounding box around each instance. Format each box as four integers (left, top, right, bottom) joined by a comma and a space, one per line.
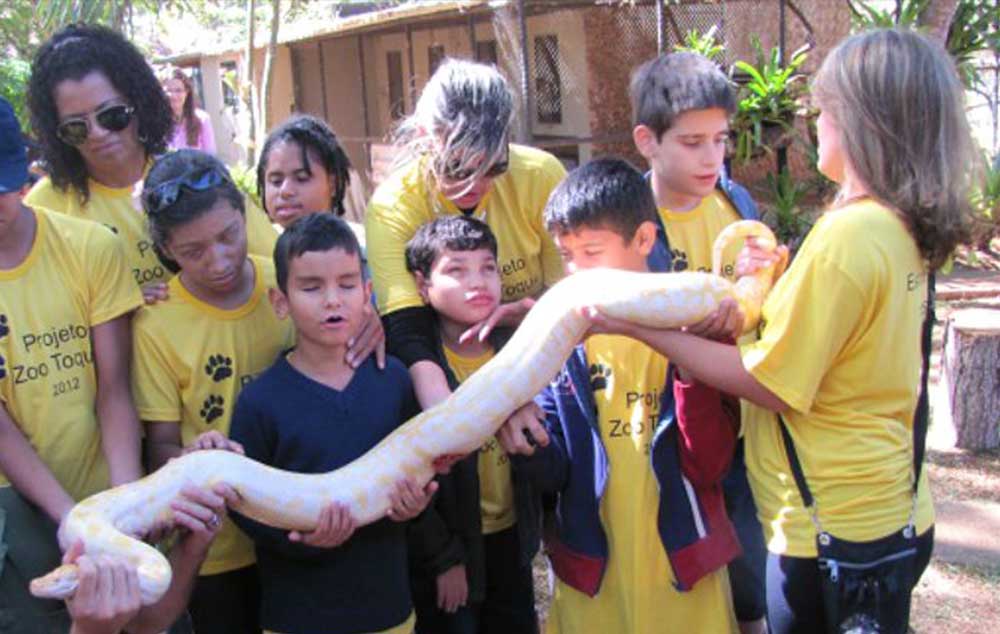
414, 271, 431, 304
363, 278, 373, 306
633, 220, 658, 257
632, 124, 658, 160
268, 287, 290, 319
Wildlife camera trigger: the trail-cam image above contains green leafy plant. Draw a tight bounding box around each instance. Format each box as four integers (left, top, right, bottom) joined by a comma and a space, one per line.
729, 38, 809, 165
763, 167, 813, 248
971, 154, 1000, 250
674, 25, 724, 63
228, 163, 261, 209
846, 0, 929, 30
0, 59, 31, 134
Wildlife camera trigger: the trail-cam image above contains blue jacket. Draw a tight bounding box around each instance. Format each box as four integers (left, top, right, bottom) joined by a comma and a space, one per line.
646, 170, 759, 273
514, 347, 741, 595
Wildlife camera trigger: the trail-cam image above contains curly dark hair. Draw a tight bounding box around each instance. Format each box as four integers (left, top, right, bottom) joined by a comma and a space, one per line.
257, 114, 352, 217
28, 23, 173, 203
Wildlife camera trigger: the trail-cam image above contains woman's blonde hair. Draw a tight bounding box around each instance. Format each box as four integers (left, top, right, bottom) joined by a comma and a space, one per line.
812, 28, 976, 269
392, 59, 513, 192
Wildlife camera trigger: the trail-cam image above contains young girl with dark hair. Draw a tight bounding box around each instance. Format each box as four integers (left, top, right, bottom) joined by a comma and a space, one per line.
257, 114, 385, 369
132, 149, 295, 634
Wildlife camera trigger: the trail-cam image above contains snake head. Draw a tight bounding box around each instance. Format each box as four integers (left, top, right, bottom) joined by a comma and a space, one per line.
29, 564, 79, 600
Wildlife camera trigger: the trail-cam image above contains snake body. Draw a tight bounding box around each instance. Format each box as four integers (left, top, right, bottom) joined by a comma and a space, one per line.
30, 220, 777, 604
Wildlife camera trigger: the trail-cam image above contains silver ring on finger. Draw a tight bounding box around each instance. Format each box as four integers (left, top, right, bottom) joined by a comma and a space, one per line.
208, 513, 221, 529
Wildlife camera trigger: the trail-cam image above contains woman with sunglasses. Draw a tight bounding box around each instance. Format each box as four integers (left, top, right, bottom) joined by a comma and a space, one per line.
25, 24, 277, 304
133, 149, 295, 634
364, 59, 564, 633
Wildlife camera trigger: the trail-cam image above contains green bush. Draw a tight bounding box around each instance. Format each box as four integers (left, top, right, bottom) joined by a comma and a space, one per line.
0, 59, 32, 134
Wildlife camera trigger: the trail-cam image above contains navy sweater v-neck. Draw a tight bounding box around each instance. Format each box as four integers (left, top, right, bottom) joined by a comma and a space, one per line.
229, 353, 420, 634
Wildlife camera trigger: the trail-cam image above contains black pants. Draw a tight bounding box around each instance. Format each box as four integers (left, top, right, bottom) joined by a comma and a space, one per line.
765, 526, 935, 634
188, 564, 261, 634
0, 488, 70, 634
723, 439, 768, 622
413, 526, 537, 634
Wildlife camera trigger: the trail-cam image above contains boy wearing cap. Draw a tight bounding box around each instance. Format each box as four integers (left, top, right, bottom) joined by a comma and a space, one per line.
0, 96, 145, 632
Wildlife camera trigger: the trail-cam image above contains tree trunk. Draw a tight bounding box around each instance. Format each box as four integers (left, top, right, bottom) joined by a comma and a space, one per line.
242, 0, 257, 168
260, 0, 282, 137
942, 308, 1000, 450
918, 0, 960, 43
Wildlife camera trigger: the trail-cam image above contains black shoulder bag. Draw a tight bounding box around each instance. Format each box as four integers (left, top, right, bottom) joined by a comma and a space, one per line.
777, 273, 934, 634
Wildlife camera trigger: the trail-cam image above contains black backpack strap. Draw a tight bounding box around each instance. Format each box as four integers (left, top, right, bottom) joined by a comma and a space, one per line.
912, 272, 935, 489
778, 271, 936, 513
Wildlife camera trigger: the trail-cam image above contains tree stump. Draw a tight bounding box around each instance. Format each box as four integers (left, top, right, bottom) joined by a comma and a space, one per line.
942, 308, 1000, 450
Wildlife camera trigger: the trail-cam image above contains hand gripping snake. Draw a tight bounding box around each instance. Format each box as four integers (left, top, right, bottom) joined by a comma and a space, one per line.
31, 220, 779, 604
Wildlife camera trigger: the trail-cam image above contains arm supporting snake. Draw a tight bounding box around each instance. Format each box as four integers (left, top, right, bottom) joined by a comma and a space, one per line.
31, 220, 778, 604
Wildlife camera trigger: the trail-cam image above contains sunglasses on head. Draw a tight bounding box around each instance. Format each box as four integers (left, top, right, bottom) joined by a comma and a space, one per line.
142, 167, 231, 215
56, 104, 136, 147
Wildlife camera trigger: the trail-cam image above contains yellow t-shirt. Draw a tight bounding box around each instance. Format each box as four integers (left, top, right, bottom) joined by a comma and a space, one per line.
26, 176, 278, 287
659, 191, 742, 279
548, 335, 736, 634
131, 254, 295, 575
740, 199, 934, 557
0, 208, 143, 500
365, 144, 566, 314
442, 345, 516, 534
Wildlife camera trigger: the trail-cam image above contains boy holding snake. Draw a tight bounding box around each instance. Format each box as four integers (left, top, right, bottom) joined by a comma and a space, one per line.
403, 215, 540, 633
227, 212, 436, 634
510, 158, 742, 633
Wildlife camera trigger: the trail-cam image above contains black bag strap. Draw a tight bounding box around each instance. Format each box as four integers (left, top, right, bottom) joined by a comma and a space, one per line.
778, 273, 936, 513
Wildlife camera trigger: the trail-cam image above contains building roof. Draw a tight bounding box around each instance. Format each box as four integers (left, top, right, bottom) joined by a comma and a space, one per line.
159, 0, 496, 64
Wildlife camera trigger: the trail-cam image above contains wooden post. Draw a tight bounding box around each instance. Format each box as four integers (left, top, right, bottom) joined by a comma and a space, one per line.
942, 308, 1000, 450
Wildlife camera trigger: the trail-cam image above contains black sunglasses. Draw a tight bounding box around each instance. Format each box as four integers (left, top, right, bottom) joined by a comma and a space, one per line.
142, 167, 231, 215
441, 151, 510, 183
56, 104, 136, 147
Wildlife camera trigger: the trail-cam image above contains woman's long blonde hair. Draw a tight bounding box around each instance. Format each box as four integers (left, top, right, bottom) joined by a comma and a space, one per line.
812, 28, 976, 269
392, 59, 513, 192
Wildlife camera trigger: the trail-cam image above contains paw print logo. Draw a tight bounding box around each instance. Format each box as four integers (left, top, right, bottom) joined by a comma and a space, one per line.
205, 355, 234, 382
199, 395, 225, 424
0, 354, 6, 381
0, 315, 8, 339
589, 363, 612, 392
670, 249, 689, 272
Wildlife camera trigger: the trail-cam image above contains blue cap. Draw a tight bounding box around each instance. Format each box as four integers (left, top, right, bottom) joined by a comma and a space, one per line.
0, 98, 29, 194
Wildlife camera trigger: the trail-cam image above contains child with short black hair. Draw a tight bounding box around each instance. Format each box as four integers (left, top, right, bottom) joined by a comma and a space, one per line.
629, 51, 769, 633
229, 212, 435, 634
258, 114, 385, 371
403, 215, 539, 634
507, 158, 741, 634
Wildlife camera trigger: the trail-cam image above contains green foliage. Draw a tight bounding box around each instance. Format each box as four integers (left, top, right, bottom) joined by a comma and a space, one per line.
228, 163, 261, 209
972, 153, 1000, 246
763, 167, 812, 247
847, 0, 1000, 92
0, 59, 31, 134
846, 0, 929, 29
729, 37, 809, 165
673, 25, 724, 63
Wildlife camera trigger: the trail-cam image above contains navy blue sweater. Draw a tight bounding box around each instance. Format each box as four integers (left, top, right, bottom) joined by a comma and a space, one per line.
229, 353, 420, 634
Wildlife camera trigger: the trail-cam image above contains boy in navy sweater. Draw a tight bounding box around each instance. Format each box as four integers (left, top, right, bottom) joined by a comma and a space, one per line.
228, 213, 435, 634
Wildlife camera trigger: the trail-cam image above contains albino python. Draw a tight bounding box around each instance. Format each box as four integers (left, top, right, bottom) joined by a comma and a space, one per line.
31, 220, 779, 605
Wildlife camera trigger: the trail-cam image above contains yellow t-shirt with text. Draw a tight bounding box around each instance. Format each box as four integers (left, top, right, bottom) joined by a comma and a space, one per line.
0, 208, 142, 500
548, 335, 736, 634
365, 144, 565, 314
659, 191, 742, 279
740, 199, 934, 557
131, 255, 295, 575
26, 176, 278, 287
443, 345, 516, 534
